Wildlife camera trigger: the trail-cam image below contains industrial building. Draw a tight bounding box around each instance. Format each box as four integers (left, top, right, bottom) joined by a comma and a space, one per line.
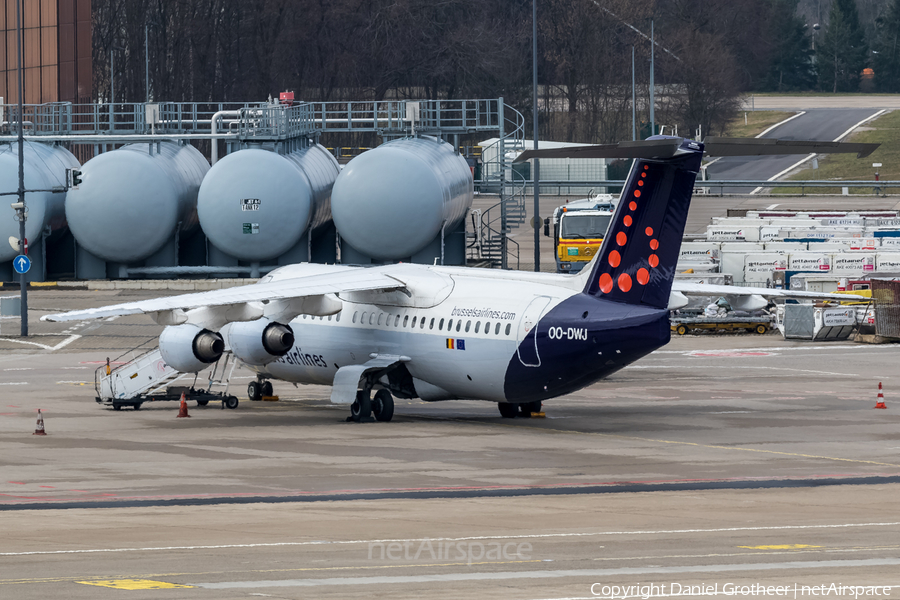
0, 0, 92, 105
0, 98, 529, 281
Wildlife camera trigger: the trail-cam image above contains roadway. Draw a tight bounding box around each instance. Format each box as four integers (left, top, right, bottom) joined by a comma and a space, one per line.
704, 109, 885, 195
1, 291, 899, 598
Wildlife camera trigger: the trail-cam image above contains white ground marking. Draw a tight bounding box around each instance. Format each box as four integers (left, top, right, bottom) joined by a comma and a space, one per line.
653, 344, 898, 354
0, 334, 81, 351
765, 203, 780, 210
626, 365, 867, 377
2, 522, 898, 558
0, 382, 28, 386
3, 368, 33, 371
749, 109, 887, 194
189, 558, 900, 589
755, 111, 806, 138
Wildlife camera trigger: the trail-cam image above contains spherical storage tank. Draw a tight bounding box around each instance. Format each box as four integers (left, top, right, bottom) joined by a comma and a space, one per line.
331, 136, 473, 260
0, 142, 79, 262
197, 144, 339, 261
66, 142, 209, 263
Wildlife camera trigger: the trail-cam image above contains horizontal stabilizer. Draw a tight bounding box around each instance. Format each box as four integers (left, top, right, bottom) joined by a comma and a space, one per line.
703, 137, 879, 158
513, 137, 879, 162
515, 138, 684, 162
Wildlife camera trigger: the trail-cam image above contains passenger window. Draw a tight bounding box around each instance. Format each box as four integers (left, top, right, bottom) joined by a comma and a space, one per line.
447, 319, 453, 331
394, 315, 401, 327
336, 312, 341, 322
421, 318, 426, 329
430, 318, 435, 330
369, 313, 375, 325
474, 321, 480, 333
485, 321, 490, 333
352, 312, 358, 324
327, 315, 332, 321
495, 323, 501, 335
439, 318, 445, 330
403, 315, 409, 327
361, 311, 367, 324
411, 316, 417, 328
505, 323, 511, 335
465, 320, 471, 332
456, 321, 462, 332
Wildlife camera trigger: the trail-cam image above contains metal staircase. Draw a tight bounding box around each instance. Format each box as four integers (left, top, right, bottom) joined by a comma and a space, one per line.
469, 103, 528, 268
95, 343, 238, 410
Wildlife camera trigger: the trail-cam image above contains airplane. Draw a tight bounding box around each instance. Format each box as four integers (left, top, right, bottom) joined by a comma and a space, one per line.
43, 136, 878, 422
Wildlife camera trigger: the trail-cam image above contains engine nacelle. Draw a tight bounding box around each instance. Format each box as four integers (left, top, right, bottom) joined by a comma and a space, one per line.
159, 324, 225, 373
226, 318, 294, 366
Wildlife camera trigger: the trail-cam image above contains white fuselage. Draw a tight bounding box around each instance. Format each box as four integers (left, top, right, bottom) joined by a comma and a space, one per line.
245, 263, 585, 402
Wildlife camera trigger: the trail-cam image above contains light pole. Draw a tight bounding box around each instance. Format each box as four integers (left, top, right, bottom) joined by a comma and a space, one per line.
650, 20, 655, 137
15, 0, 27, 336
532, 0, 540, 272
145, 23, 150, 103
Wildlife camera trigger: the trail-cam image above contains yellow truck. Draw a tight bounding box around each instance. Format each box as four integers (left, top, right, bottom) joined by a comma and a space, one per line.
544, 195, 616, 273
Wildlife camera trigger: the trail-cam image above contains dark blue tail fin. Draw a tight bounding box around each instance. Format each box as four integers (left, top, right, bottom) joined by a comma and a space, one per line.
583, 136, 703, 309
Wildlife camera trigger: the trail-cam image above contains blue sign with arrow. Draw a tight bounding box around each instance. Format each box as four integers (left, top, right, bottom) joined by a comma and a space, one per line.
13, 254, 31, 274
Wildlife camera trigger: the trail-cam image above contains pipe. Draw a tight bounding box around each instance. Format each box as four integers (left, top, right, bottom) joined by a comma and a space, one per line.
210, 110, 242, 165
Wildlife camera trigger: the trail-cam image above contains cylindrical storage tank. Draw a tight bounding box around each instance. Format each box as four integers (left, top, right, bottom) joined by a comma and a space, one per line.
197, 144, 339, 262
0, 142, 79, 262
331, 136, 473, 260
66, 142, 208, 263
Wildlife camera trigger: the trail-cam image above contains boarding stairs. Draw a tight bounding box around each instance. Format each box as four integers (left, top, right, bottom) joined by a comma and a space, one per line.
95, 343, 239, 410
469, 104, 528, 268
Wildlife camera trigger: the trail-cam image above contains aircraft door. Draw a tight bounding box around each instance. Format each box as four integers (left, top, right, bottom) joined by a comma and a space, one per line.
516, 296, 552, 367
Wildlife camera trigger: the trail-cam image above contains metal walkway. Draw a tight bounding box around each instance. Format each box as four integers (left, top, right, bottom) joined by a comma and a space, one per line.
95, 344, 238, 410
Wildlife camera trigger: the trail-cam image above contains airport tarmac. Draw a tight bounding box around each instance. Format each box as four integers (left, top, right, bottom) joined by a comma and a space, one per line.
1, 288, 899, 598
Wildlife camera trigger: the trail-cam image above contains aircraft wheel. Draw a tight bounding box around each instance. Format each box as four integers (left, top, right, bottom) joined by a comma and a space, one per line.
373, 389, 394, 422
520, 400, 542, 417
113, 404, 122, 411
676, 324, 688, 335
755, 324, 768, 335
498, 403, 518, 418
262, 381, 274, 397
223, 396, 239, 410
133, 403, 142, 411
350, 390, 373, 422
197, 399, 209, 406
248, 381, 262, 401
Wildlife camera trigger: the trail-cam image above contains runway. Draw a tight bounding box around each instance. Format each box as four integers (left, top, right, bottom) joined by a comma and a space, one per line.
2, 296, 899, 598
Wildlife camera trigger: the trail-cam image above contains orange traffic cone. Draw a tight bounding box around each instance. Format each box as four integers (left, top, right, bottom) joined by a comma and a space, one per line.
33, 409, 47, 435
875, 382, 887, 409
177, 393, 191, 418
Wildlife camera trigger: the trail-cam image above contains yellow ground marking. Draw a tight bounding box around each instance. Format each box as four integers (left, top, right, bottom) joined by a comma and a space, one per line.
738, 544, 821, 550
3, 560, 543, 586
76, 579, 193, 590
29, 282, 59, 287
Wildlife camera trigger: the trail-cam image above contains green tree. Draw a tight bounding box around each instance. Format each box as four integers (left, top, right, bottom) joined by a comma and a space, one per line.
761, 0, 817, 90
817, 0, 869, 92
873, 0, 900, 91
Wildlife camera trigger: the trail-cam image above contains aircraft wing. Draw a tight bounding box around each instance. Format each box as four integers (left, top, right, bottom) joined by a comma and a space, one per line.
673, 281, 868, 302
41, 269, 406, 323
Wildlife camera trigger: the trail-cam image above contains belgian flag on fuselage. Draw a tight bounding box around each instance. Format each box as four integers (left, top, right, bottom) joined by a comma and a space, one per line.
583, 137, 703, 309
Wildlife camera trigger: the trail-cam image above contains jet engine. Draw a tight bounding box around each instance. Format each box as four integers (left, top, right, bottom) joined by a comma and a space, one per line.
226, 318, 294, 366
159, 324, 225, 373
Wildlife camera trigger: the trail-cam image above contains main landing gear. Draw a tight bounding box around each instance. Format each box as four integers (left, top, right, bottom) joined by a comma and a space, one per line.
498, 400, 542, 418
348, 387, 394, 423
248, 379, 274, 401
